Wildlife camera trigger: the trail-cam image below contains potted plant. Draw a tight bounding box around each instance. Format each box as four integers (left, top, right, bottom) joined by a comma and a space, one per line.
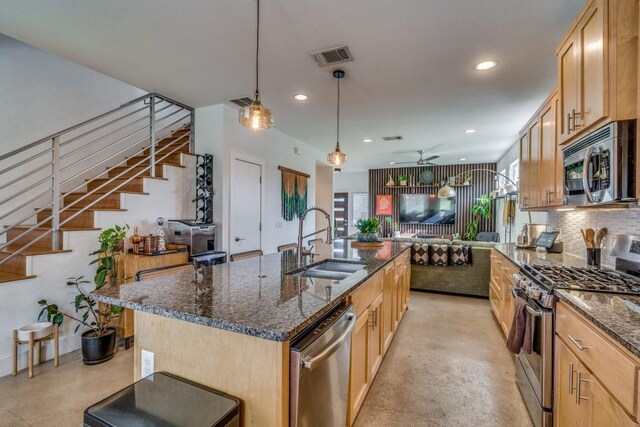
37, 224, 128, 365
398, 175, 408, 186
463, 173, 472, 186
39, 277, 122, 365
385, 216, 401, 238
355, 218, 381, 242
463, 195, 491, 240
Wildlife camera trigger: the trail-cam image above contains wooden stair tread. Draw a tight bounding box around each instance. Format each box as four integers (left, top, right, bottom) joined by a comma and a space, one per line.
1, 247, 72, 256
86, 176, 168, 182
63, 191, 149, 196
36, 207, 127, 212
0, 272, 36, 284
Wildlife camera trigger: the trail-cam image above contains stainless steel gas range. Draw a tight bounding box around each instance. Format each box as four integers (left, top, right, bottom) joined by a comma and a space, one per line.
511, 235, 640, 427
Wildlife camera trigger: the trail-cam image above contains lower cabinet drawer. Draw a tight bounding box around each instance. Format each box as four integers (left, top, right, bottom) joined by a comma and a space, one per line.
350, 271, 384, 317
556, 301, 639, 416
489, 282, 501, 320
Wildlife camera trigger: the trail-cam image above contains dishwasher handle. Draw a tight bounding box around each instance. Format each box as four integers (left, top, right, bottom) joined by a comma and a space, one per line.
302, 313, 356, 371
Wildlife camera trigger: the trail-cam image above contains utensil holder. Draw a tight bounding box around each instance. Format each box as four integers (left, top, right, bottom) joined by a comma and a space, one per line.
586, 248, 601, 266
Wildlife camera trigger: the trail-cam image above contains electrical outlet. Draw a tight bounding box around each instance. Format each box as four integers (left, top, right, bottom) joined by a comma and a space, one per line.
141, 349, 154, 377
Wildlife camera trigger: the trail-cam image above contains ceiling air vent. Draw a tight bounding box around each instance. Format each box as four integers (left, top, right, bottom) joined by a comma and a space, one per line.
382, 136, 403, 141
310, 45, 353, 67
228, 97, 254, 108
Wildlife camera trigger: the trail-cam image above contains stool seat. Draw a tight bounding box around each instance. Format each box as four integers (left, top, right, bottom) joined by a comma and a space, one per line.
17, 322, 53, 342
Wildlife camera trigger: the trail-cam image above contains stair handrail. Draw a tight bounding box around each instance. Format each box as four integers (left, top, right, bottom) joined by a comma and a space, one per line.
0, 93, 194, 268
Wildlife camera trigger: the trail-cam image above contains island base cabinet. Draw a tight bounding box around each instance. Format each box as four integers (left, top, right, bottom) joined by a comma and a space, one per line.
134, 311, 290, 427
554, 337, 637, 426
348, 309, 371, 426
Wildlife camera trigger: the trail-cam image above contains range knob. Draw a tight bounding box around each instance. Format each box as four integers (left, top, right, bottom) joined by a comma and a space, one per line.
528, 287, 542, 300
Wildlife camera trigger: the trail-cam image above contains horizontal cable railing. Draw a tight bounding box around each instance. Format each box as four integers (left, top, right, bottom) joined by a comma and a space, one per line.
0, 93, 194, 267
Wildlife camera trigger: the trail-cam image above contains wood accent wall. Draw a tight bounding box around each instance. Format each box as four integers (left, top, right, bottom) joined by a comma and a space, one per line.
369, 163, 497, 238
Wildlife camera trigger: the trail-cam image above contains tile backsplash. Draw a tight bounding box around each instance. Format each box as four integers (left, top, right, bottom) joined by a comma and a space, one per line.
546, 209, 640, 267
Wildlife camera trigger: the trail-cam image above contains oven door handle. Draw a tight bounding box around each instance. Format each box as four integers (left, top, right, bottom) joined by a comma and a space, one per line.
525, 305, 542, 317
302, 313, 356, 371
582, 146, 594, 203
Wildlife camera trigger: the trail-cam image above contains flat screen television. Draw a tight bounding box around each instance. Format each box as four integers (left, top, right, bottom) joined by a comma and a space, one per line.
398, 194, 456, 225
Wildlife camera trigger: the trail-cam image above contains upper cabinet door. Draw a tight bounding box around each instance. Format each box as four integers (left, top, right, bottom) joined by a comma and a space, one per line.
540, 94, 562, 206
519, 133, 530, 209
528, 119, 541, 208
578, 0, 607, 131
559, 35, 578, 144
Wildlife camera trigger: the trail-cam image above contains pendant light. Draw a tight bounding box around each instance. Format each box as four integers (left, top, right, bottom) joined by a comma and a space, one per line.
327, 70, 347, 166
239, 0, 273, 130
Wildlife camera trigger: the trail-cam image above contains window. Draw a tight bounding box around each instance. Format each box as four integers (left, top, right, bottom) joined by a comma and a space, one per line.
352, 193, 369, 225
509, 159, 519, 185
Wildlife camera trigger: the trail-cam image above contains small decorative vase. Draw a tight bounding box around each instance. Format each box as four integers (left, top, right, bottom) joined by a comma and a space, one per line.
357, 232, 380, 243
386, 174, 395, 186
129, 226, 144, 254
399, 180, 408, 186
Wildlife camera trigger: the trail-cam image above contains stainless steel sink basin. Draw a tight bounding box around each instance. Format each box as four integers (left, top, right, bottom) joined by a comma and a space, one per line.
310, 261, 366, 274
291, 260, 366, 281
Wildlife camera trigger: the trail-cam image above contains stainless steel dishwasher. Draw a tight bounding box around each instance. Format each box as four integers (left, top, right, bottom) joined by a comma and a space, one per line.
290, 303, 356, 427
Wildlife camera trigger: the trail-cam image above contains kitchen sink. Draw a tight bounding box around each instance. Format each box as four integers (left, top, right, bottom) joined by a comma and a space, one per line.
291, 260, 366, 281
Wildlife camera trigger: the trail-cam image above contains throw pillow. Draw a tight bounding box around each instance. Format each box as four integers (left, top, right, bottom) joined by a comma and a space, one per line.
411, 244, 429, 265
430, 244, 448, 266
450, 244, 471, 265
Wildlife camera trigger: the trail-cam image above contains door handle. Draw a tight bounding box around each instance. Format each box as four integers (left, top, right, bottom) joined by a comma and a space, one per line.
302, 313, 356, 371
235, 236, 245, 242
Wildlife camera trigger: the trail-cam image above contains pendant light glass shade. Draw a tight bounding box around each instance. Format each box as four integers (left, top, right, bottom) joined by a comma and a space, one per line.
437, 184, 456, 199
327, 143, 346, 166
327, 70, 347, 166
239, 92, 273, 131
239, 0, 273, 130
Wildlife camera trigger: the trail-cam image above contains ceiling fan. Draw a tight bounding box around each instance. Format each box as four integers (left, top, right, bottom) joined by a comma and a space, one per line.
390, 150, 439, 166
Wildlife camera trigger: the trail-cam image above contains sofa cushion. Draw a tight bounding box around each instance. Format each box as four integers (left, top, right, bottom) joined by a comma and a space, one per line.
411, 244, 429, 265
430, 244, 449, 266
450, 244, 472, 265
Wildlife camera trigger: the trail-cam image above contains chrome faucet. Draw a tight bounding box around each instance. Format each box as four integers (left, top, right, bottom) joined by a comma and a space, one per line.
297, 207, 333, 265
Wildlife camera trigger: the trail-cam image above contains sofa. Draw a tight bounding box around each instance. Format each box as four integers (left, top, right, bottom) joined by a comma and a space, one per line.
400, 238, 491, 297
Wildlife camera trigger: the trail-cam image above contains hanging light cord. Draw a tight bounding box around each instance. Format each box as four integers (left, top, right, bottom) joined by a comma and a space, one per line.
255, 0, 260, 96
336, 76, 340, 148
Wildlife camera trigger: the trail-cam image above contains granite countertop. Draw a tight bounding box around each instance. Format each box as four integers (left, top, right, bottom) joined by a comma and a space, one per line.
92, 240, 410, 342
493, 243, 640, 358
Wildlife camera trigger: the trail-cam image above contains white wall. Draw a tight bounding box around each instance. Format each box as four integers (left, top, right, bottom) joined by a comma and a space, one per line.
334, 171, 369, 235
0, 33, 145, 155
195, 104, 329, 254
495, 141, 547, 242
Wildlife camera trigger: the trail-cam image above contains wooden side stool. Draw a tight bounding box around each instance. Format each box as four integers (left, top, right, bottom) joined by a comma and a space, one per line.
13, 322, 59, 378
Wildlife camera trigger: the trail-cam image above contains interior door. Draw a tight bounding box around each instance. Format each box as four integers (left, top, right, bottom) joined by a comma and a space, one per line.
230, 158, 262, 254
333, 192, 349, 238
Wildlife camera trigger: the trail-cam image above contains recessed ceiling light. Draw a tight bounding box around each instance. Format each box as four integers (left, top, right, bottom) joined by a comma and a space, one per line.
389, 161, 396, 165
475, 60, 498, 71
464, 129, 476, 134
293, 94, 308, 101
460, 158, 467, 161
363, 139, 372, 143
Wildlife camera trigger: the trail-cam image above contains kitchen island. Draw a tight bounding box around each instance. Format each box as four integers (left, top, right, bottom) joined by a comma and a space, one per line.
92, 240, 411, 426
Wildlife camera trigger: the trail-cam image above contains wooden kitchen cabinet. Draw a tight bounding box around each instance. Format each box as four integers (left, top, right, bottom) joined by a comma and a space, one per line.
348, 308, 370, 426
489, 249, 519, 337
519, 90, 563, 210
557, 0, 638, 146
555, 301, 640, 426
382, 262, 396, 353
555, 337, 637, 426
368, 292, 384, 379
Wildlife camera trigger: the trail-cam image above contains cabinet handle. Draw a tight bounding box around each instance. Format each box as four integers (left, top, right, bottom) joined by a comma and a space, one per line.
568, 362, 576, 395
369, 309, 374, 329
567, 113, 573, 134
576, 371, 589, 405
572, 109, 581, 130
374, 307, 378, 328
568, 335, 589, 351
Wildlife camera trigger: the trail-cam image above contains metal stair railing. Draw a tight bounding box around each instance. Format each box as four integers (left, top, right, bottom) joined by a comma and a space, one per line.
0, 93, 194, 266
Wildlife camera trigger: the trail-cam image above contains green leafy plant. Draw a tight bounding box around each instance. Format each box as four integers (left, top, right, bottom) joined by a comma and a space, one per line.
37, 224, 128, 338
463, 195, 491, 241
90, 224, 129, 288
385, 216, 399, 231
39, 277, 122, 336
355, 218, 381, 234
397, 175, 408, 184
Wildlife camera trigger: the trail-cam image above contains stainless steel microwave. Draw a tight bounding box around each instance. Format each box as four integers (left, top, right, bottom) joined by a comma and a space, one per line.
562, 121, 636, 206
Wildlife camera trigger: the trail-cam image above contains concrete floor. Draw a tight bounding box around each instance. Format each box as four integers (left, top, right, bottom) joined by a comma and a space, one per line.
0, 292, 532, 426
354, 292, 533, 427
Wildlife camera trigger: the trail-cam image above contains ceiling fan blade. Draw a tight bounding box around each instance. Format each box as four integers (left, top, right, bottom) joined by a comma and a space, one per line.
423, 155, 439, 161
390, 161, 419, 165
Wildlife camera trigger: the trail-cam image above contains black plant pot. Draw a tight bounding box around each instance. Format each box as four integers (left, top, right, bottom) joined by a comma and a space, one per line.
81, 327, 116, 365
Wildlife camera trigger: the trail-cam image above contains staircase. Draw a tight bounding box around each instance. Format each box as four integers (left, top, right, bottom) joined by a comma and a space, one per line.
0, 94, 194, 283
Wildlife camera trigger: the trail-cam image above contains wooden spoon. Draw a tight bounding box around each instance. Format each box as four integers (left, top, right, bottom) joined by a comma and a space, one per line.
585, 228, 595, 249
595, 228, 607, 248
